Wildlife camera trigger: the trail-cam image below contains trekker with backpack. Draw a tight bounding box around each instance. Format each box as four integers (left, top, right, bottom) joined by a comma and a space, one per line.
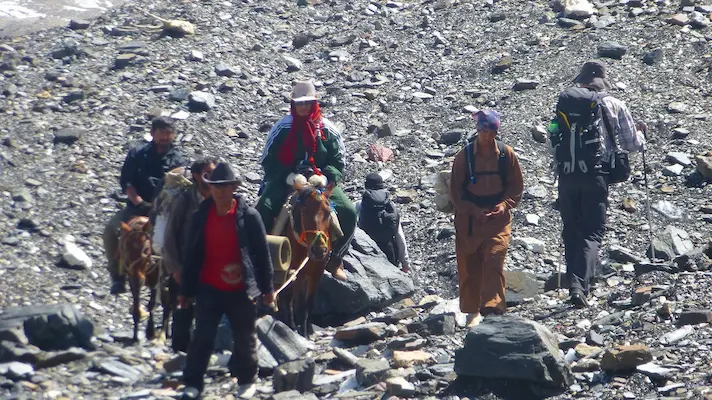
549, 60, 646, 308
160, 157, 217, 352
355, 173, 411, 272
449, 110, 524, 327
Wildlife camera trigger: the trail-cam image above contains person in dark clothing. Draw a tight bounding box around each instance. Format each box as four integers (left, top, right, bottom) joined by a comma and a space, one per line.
103, 117, 186, 295
550, 60, 645, 308
356, 173, 411, 272
178, 162, 274, 400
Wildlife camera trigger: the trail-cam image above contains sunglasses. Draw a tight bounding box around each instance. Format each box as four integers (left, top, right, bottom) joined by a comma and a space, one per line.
294, 100, 316, 106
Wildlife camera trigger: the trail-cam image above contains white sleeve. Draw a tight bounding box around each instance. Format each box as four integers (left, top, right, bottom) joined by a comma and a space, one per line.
396, 223, 409, 265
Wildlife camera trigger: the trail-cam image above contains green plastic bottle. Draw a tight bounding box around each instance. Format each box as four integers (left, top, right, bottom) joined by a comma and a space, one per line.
548, 120, 559, 134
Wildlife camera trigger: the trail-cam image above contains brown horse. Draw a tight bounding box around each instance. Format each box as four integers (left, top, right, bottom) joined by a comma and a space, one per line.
277, 175, 342, 338
119, 217, 170, 343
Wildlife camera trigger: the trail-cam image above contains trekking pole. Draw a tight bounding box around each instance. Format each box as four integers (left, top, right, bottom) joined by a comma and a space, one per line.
641, 143, 655, 255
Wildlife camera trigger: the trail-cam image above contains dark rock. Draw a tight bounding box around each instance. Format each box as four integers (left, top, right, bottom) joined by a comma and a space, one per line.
407, 314, 455, 336
355, 358, 390, 387
674, 246, 712, 272
440, 129, 464, 145
492, 54, 513, 73
544, 272, 569, 292
273, 358, 315, 393
489, 12, 507, 22
62, 91, 84, 104
69, 20, 91, 30
292, 34, 312, 49
454, 315, 573, 390
330, 35, 357, 47
634, 262, 677, 276
373, 308, 418, 324
334, 323, 387, 346
587, 330, 606, 347
215, 63, 240, 77
677, 310, 712, 326
53, 128, 84, 145
0, 304, 94, 351
313, 229, 414, 325
513, 79, 539, 91
504, 270, 539, 305
643, 49, 663, 65
169, 88, 190, 102
255, 315, 311, 364
598, 42, 627, 59
113, 53, 137, 69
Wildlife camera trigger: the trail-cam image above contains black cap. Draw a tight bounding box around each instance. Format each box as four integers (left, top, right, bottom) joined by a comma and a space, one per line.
365, 173, 384, 190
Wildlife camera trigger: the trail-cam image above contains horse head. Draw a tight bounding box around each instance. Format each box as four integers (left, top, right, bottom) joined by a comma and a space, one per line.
119, 217, 153, 279
289, 174, 338, 262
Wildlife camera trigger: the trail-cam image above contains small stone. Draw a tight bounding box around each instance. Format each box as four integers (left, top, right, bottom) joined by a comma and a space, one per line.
571, 358, 600, 372
334, 323, 387, 345
666, 152, 692, 166
215, 63, 240, 77
492, 54, 512, 73
244, 172, 262, 184
663, 164, 684, 177
355, 358, 390, 387
393, 350, 433, 367
601, 345, 653, 372
672, 127, 690, 138
677, 310, 712, 326
114, 53, 137, 70
54, 128, 84, 145
284, 56, 302, 72
667, 13, 690, 26
598, 42, 627, 59
189, 50, 204, 61
513, 79, 539, 91
636, 362, 674, 380
667, 102, 689, 114
574, 343, 602, 358
386, 376, 415, 397
188, 91, 216, 112
643, 49, 664, 65
61, 241, 92, 270
69, 20, 91, 30
531, 125, 547, 144
526, 214, 540, 225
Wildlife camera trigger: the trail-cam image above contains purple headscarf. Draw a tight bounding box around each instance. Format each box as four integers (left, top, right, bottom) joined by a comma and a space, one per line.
473, 110, 501, 132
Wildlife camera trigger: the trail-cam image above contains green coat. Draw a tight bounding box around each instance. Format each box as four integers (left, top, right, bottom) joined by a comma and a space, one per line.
260, 115, 346, 184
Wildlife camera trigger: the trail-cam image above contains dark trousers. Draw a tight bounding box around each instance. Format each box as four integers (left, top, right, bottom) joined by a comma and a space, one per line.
182, 285, 257, 392
557, 174, 608, 296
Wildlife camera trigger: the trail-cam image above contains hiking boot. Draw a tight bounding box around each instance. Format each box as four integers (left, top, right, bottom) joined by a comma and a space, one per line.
569, 292, 589, 308
110, 277, 127, 295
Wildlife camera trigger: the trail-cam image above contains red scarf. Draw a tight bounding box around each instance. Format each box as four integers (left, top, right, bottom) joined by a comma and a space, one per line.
278, 102, 325, 173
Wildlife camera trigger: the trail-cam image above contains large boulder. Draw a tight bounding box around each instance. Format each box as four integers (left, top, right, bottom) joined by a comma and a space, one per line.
313, 229, 414, 325
647, 226, 694, 261
454, 315, 573, 391
0, 305, 95, 351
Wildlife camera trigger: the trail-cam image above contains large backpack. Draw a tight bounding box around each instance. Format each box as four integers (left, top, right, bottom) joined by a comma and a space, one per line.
460, 139, 509, 209
550, 87, 613, 176
151, 168, 193, 255
359, 189, 400, 264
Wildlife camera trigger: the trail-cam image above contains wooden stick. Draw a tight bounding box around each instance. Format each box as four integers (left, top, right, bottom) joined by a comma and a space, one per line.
275, 256, 310, 297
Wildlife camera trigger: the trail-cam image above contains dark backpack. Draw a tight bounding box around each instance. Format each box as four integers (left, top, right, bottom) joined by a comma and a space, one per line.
359, 189, 400, 263
551, 87, 627, 180
460, 139, 509, 209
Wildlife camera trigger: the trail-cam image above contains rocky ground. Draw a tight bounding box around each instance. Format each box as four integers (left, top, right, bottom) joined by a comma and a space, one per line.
1, 0, 712, 398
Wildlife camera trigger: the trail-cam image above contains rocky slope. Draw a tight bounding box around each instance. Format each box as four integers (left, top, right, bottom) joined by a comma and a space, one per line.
1, 0, 712, 399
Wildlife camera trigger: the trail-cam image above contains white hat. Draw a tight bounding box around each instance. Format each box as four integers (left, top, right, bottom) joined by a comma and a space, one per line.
290, 81, 318, 102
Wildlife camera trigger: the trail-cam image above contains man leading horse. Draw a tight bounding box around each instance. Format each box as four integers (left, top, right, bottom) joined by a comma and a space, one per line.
257, 80, 357, 281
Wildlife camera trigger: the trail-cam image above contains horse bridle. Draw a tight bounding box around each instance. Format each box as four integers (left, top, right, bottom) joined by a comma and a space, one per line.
290, 189, 332, 253
120, 229, 158, 276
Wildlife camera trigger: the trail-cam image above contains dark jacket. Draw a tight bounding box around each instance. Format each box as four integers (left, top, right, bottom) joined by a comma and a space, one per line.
119, 143, 186, 203
181, 195, 274, 299
162, 185, 204, 275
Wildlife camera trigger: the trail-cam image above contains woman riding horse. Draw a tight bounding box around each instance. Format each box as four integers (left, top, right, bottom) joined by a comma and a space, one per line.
257, 80, 357, 281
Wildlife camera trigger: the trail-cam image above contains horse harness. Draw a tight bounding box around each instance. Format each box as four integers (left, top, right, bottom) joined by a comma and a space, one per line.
288, 188, 333, 253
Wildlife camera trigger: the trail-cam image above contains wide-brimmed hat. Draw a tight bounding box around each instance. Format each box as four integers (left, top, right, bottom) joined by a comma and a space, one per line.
365, 173, 384, 190
574, 60, 613, 91
291, 81, 318, 103
203, 162, 242, 185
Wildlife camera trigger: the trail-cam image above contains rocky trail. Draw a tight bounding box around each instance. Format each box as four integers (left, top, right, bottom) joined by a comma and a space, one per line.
1, 0, 712, 399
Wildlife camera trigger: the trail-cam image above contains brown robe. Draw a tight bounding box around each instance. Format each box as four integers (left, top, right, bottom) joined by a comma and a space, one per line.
449, 139, 524, 314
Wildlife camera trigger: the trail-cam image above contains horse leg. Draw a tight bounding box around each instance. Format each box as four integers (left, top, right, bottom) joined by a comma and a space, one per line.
146, 284, 157, 340
129, 276, 140, 343
276, 285, 295, 330
303, 273, 323, 338
159, 275, 172, 343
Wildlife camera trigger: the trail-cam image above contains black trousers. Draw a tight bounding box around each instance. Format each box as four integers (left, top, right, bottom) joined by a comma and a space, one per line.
182, 285, 257, 392
557, 174, 608, 296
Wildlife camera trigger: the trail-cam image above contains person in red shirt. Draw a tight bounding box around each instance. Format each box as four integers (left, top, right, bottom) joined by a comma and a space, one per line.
179, 162, 274, 400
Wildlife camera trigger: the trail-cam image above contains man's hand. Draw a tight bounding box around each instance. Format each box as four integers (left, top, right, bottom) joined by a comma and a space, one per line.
172, 271, 181, 285
262, 292, 275, 305
636, 121, 648, 138
401, 262, 410, 273
126, 186, 144, 207
485, 204, 506, 219
177, 295, 190, 309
